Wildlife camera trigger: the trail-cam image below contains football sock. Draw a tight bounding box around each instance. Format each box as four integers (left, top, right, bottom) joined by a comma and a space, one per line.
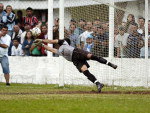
91, 55, 107, 64
83, 70, 97, 83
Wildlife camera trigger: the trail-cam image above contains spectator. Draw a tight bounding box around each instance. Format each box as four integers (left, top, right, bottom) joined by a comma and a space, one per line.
68, 24, 80, 48
38, 24, 48, 39
115, 26, 129, 58
93, 19, 101, 26
114, 27, 119, 56
140, 20, 150, 58
0, 25, 11, 86
94, 25, 109, 57
74, 19, 86, 36
53, 18, 59, 57
8, 25, 22, 56
91, 25, 98, 37
22, 31, 34, 56
12, 25, 22, 41
122, 22, 127, 27
0, 3, 7, 30
125, 14, 136, 33
53, 18, 59, 49
11, 38, 23, 56
30, 38, 42, 56
69, 19, 77, 26
23, 7, 38, 28
38, 24, 48, 56
114, 27, 119, 40
79, 21, 93, 49
15, 10, 24, 31
102, 22, 109, 34
20, 22, 31, 44
137, 17, 145, 35
5, 5, 15, 37
83, 34, 94, 52
36, 21, 42, 29
126, 23, 144, 58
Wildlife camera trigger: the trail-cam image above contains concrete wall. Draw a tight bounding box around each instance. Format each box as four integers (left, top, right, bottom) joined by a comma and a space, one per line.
0, 57, 150, 87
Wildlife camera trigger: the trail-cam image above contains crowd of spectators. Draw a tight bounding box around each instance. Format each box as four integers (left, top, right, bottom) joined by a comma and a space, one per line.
0, 3, 48, 56
56, 15, 149, 58
1, 3, 150, 58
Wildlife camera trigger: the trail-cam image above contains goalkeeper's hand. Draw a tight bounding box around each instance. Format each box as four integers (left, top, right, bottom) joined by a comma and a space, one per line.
34, 39, 43, 46
34, 39, 43, 43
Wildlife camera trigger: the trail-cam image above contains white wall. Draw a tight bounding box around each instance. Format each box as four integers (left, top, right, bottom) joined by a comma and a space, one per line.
0, 57, 150, 87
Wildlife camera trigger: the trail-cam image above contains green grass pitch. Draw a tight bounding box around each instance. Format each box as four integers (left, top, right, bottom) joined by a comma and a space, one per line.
0, 83, 150, 113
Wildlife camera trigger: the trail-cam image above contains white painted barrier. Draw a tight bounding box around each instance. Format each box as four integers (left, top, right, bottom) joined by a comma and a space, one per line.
0, 56, 150, 87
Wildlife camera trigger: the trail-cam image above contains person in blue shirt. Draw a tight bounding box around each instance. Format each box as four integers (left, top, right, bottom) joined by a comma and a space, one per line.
83, 34, 94, 52
0, 3, 7, 30
22, 31, 34, 56
5, 5, 15, 37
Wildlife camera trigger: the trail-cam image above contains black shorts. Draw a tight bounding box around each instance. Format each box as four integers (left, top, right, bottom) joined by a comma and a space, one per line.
72, 48, 90, 72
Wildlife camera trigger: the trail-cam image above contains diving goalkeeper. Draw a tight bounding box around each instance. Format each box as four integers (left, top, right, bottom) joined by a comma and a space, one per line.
34, 37, 117, 93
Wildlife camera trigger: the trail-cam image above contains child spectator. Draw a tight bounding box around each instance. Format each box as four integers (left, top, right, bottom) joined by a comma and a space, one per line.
8, 25, 22, 56
22, 31, 34, 56
80, 21, 93, 49
83, 34, 94, 52
11, 38, 23, 56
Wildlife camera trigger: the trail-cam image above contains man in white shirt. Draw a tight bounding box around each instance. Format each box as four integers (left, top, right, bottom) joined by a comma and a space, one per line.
0, 25, 11, 86
137, 17, 145, 35
115, 26, 129, 58
79, 22, 93, 49
12, 25, 22, 41
11, 38, 23, 56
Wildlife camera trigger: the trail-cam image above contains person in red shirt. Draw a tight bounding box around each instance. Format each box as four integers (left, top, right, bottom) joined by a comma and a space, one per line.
23, 7, 38, 29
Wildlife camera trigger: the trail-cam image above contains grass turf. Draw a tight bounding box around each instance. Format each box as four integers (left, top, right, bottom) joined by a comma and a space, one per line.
0, 83, 150, 113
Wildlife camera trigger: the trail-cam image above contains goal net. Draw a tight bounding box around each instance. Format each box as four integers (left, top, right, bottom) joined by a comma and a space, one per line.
61, 0, 150, 87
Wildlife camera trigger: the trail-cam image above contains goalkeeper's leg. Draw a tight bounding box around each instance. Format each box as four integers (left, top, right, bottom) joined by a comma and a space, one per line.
81, 65, 104, 93
87, 54, 117, 69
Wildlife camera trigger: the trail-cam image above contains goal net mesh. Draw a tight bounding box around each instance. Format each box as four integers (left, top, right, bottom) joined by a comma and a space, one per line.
62, 0, 149, 88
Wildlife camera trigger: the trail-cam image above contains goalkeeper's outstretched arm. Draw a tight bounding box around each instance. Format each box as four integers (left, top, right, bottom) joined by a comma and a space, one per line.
42, 44, 58, 54
34, 39, 59, 44
42, 39, 58, 44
